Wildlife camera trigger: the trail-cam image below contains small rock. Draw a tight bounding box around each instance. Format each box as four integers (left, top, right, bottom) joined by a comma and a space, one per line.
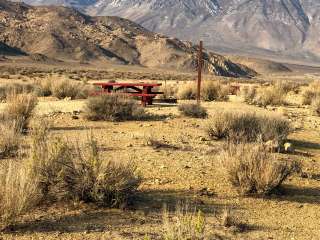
284, 142, 295, 153
72, 115, 79, 120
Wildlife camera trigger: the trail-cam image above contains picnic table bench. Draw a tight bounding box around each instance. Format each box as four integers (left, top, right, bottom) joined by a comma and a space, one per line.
93, 82, 163, 107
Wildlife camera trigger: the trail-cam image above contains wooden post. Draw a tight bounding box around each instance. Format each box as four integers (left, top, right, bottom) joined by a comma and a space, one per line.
197, 41, 203, 104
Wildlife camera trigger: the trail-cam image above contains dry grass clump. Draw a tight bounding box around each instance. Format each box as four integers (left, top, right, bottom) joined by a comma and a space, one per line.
30, 124, 142, 206
0, 93, 37, 132
158, 83, 178, 99
177, 81, 229, 101
206, 111, 290, 143
311, 97, 320, 116
162, 203, 206, 240
85, 94, 146, 121
0, 160, 41, 230
178, 103, 208, 118
240, 86, 257, 104
219, 143, 300, 196
0, 122, 21, 159
302, 81, 320, 105
0, 83, 34, 101
255, 85, 287, 106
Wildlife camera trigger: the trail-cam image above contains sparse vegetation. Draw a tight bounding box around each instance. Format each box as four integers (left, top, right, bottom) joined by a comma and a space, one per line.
302, 81, 320, 105
162, 203, 206, 240
0, 122, 21, 159
85, 94, 146, 121
177, 81, 229, 101
311, 97, 320, 116
178, 103, 208, 118
219, 143, 300, 196
0, 83, 34, 101
206, 111, 290, 143
0, 93, 37, 132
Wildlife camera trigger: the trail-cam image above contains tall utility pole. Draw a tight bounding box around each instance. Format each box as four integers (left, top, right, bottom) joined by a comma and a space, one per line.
197, 41, 203, 104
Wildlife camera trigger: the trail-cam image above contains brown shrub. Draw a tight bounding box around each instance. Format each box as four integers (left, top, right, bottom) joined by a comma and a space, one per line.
177, 83, 196, 100
29, 124, 142, 207
219, 143, 300, 196
302, 81, 320, 105
206, 111, 290, 143
85, 94, 146, 121
311, 97, 320, 116
1, 93, 37, 132
178, 103, 208, 118
0, 122, 21, 159
240, 86, 257, 104
254, 85, 287, 106
0, 83, 34, 101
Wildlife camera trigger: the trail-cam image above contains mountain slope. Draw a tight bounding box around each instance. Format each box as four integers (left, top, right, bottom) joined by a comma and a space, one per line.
0, 0, 255, 77
24, 0, 320, 63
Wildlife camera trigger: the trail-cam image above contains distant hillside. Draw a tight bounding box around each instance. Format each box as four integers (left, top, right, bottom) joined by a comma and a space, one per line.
0, 0, 256, 77
25, 0, 320, 63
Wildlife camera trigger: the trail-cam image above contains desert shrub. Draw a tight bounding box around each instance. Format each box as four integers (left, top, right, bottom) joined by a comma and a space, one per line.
274, 80, 300, 94
0, 160, 41, 229
177, 83, 196, 100
254, 85, 287, 106
0, 122, 21, 159
34, 79, 52, 97
85, 94, 146, 121
219, 143, 300, 196
0, 83, 34, 101
162, 203, 206, 240
178, 103, 208, 118
240, 86, 257, 103
302, 81, 320, 105
206, 111, 290, 143
311, 97, 320, 116
201, 81, 229, 101
51, 79, 79, 99
29, 124, 142, 206
177, 81, 229, 101
158, 83, 178, 99
0, 93, 37, 132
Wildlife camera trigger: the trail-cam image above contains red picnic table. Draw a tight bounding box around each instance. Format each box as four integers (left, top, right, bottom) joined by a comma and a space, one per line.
93, 82, 163, 107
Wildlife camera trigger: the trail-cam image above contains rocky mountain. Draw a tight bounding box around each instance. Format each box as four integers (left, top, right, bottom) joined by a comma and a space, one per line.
0, 0, 256, 77
22, 0, 320, 63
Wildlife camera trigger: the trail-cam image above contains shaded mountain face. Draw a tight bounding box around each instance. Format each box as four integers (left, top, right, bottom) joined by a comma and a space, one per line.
0, 0, 255, 77
22, 0, 320, 62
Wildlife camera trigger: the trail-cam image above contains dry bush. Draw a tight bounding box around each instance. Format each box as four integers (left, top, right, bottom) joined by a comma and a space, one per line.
1, 93, 37, 132
177, 83, 197, 100
178, 103, 208, 118
85, 94, 146, 121
240, 86, 257, 104
219, 143, 300, 196
177, 81, 229, 101
0, 160, 41, 229
302, 81, 320, 105
311, 97, 320, 116
158, 83, 178, 99
206, 111, 290, 143
162, 203, 206, 240
0, 83, 34, 101
254, 85, 287, 106
0, 122, 21, 159
34, 78, 52, 97
29, 124, 142, 206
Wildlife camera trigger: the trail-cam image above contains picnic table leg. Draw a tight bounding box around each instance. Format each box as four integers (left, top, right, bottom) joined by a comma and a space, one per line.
142, 87, 147, 107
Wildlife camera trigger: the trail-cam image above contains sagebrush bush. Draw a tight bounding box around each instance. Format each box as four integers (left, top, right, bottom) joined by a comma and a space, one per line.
177, 81, 229, 101
240, 86, 257, 104
311, 97, 320, 116
162, 203, 206, 240
0, 122, 21, 159
0, 160, 40, 229
158, 84, 178, 99
302, 81, 320, 105
85, 94, 146, 121
178, 103, 208, 118
29, 124, 142, 206
220, 143, 300, 196
1, 93, 37, 132
0, 83, 35, 101
254, 85, 287, 106
206, 111, 290, 143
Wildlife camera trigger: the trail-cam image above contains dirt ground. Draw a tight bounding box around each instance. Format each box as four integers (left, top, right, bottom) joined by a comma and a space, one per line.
0, 64, 320, 240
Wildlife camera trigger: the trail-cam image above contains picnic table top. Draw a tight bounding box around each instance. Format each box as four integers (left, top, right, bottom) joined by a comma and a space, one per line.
93, 82, 162, 87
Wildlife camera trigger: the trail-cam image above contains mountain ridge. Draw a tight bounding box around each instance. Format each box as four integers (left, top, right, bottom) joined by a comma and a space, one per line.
22, 0, 320, 63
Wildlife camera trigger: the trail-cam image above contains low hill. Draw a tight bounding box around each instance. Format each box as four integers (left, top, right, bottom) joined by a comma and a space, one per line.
0, 0, 255, 77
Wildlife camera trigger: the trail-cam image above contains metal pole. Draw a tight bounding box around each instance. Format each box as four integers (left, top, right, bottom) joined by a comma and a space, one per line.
197, 41, 203, 104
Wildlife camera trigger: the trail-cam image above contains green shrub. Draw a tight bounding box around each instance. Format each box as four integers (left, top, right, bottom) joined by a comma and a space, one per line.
85, 94, 146, 121
178, 103, 208, 118
220, 143, 300, 196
